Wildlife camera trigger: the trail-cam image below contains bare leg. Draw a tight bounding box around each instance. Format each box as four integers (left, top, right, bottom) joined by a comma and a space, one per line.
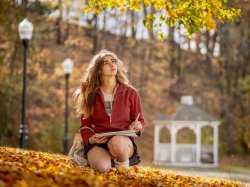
87, 147, 112, 173
107, 136, 134, 162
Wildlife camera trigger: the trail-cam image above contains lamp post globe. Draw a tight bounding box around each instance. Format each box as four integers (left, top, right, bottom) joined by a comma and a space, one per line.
63, 58, 74, 74
18, 18, 33, 149
63, 58, 73, 154
18, 18, 33, 40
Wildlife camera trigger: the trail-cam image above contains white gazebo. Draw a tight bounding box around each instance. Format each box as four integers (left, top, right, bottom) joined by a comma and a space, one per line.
153, 96, 220, 167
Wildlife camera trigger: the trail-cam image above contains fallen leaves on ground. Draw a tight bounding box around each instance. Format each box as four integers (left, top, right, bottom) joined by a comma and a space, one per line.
0, 147, 247, 187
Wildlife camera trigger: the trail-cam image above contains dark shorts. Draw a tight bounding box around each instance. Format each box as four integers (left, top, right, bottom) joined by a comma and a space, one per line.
83, 138, 141, 167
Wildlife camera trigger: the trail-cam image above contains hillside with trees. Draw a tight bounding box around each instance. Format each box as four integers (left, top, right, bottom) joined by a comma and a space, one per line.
0, 0, 249, 169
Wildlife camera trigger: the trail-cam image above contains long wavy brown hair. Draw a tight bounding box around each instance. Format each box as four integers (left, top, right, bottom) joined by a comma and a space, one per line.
73, 50, 131, 118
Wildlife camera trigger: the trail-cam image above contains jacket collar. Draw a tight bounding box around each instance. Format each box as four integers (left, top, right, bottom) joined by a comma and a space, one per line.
96, 83, 127, 95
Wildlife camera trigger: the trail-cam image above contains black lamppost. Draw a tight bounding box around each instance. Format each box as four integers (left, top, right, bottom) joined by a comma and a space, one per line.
62, 58, 73, 154
18, 18, 33, 149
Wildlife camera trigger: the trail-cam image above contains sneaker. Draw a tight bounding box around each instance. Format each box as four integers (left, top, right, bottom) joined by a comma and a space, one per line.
114, 158, 129, 169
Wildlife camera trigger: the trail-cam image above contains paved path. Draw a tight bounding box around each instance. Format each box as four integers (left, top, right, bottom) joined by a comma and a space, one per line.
165, 169, 250, 186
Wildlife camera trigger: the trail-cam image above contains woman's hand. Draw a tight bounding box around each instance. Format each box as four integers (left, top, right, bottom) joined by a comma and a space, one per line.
89, 135, 108, 144
130, 121, 143, 132
130, 113, 142, 132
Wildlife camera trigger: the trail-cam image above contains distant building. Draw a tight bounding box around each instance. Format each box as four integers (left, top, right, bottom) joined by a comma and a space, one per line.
153, 96, 220, 167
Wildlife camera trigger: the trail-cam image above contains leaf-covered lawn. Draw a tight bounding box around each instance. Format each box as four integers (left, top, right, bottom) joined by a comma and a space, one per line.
0, 147, 247, 187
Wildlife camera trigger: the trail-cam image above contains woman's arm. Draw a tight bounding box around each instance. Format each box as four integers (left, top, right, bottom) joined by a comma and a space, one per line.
79, 115, 95, 146
130, 90, 145, 135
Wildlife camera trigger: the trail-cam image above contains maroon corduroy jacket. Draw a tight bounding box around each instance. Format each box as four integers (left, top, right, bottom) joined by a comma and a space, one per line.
79, 83, 145, 146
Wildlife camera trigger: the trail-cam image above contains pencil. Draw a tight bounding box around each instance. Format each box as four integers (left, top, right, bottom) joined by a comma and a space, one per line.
135, 113, 140, 122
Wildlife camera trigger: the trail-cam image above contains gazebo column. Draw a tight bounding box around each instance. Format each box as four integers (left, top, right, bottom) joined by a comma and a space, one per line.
170, 125, 177, 163
196, 125, 201, 163
154, 125, 160, 162
213, 124, 219, 166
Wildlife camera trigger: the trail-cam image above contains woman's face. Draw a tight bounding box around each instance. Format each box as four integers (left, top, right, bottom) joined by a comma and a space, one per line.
101, 55, 118, 76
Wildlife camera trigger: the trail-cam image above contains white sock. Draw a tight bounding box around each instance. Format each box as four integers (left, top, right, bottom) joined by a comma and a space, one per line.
114, 158, 129, 168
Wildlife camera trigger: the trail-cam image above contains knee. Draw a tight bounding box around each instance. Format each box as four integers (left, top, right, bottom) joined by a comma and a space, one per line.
91, 161, 111, 173
108, 138, 130, 157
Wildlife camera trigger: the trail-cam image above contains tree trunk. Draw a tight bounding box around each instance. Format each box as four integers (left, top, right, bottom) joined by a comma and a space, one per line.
55, 0, 62, 45
204, 30, 213, 77
139, 3, 154, 99
65, 4, 70, 41
10, 37, 19, 75
220, 23, 236, 154
92, 15, 99, 54
102, 10, 107, 49
168, 26, 180, 78
131, 11, 137, 39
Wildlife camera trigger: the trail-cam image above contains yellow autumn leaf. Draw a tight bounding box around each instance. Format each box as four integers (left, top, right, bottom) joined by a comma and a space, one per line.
0, 147, 246, 187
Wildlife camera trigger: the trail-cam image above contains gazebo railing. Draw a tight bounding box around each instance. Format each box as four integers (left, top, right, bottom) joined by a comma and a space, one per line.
156, 143, 214, 164
157, 144, 171, 161
201, 144, 213, 163
176, 144, 196, 162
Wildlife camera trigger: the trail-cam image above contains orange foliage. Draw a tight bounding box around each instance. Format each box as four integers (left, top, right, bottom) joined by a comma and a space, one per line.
167, 108, 176, 116
0, 147, 246, 187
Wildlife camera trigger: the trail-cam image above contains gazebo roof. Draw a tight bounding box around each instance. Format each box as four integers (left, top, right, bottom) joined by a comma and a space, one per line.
156, 96, 218, 122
